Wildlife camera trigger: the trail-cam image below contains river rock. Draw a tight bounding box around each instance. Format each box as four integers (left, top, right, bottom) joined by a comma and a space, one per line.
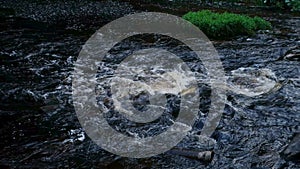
284, 47, 300, 61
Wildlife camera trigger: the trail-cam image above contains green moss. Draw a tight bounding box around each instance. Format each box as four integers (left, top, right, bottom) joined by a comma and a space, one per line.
182, 10, 272, 39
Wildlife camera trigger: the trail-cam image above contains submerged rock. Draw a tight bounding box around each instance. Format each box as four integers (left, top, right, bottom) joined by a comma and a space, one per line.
281, 133, 300, 162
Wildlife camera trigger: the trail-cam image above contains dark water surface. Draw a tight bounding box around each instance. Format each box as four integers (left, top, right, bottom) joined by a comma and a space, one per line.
0, 0, 299, 168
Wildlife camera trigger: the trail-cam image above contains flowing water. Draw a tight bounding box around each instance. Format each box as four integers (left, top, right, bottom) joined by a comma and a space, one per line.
0, 0, 299, 168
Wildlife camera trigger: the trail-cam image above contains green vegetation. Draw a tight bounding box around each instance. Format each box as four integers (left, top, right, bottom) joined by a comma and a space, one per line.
0, 8, 15, 17
182, 10, 272, 39
289, 0, 300, 11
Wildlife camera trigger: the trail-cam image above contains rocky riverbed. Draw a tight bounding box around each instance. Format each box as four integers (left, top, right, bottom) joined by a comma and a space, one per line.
0, 0, 299, 168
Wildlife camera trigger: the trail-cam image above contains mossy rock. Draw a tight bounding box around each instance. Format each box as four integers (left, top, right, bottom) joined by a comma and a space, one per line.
182, 10, 272, 39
